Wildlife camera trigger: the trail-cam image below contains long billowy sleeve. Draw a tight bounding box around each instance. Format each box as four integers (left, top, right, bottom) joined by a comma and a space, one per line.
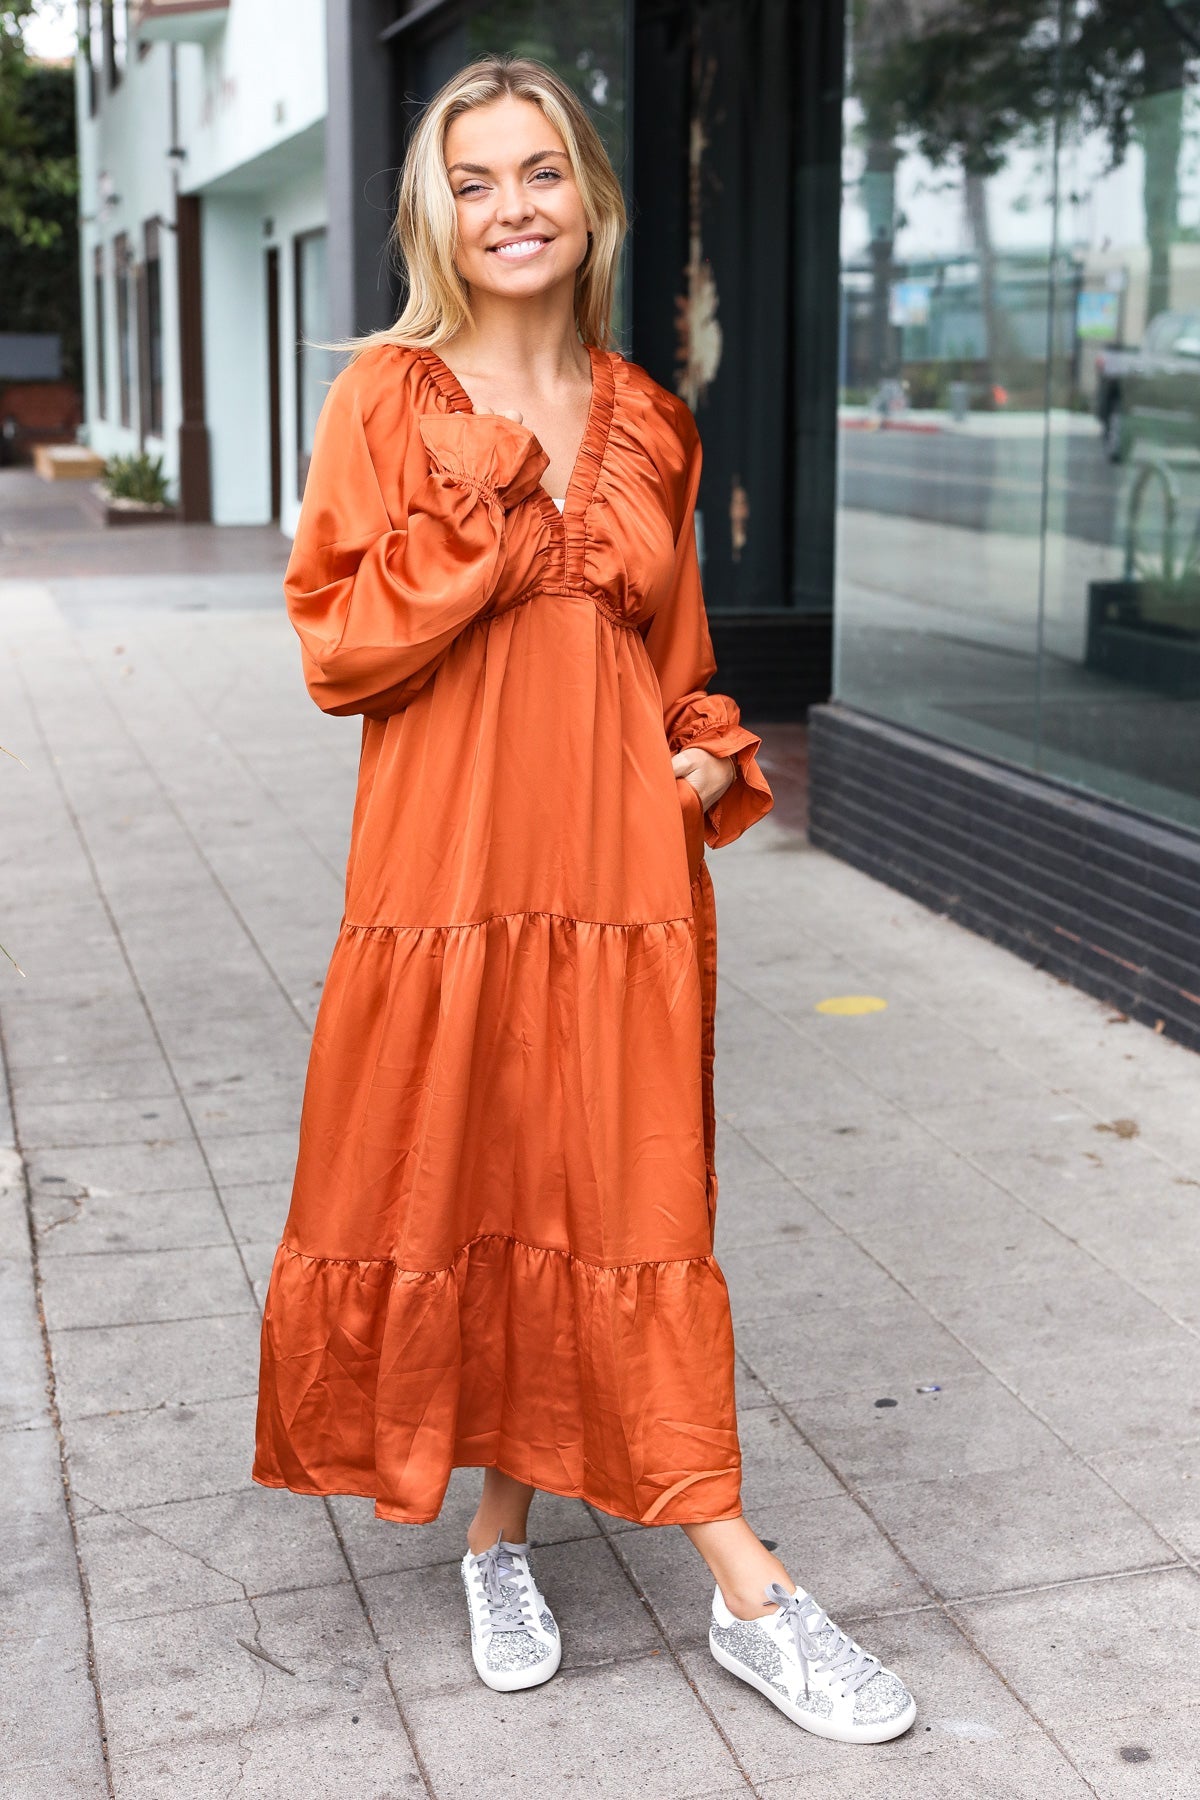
639, 410, 774, 849
284, 372, 548, 718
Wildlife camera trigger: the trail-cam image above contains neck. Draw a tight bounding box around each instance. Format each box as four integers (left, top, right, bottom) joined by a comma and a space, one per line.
446, 282, 587, 383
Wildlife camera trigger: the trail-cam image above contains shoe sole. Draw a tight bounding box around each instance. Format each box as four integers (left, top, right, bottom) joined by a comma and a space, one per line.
470, 1632, 562, 1692
709, 1631, 917, 1744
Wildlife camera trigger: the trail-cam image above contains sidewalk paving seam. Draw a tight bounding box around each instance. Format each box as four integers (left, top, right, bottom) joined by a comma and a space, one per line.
723, 1110, 1200, 1586
9, 643, 444, 1799
718, 967, 1200, 1347
730, 1345, 1107, 1797
943, 1561, 1187, 1610
766, 1554, 1191, 1627
723, 966, 1200, 1189
35, 1239, 235, 1258
0, 1009, 116, 1798
587, 1515, 762, 1797
62, 1390, 260, 1426
717, 1100, 1148, 1800
320, 1494, 448, 1798
9, 642, 269, 1303
45, 626, 318, 1040
117, 624, 350, 892
51, 1311, 257, 1333
911, 1148, 1200, 1347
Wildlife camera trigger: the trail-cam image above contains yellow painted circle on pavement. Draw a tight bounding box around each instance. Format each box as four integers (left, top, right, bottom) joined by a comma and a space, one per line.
814, 995, 888, 1016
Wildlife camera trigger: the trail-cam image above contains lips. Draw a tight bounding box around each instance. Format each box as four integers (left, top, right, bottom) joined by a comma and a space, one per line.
488, 236, 550, 260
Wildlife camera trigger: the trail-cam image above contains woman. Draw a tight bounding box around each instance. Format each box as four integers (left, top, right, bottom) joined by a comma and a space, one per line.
253, 55, 916, 1744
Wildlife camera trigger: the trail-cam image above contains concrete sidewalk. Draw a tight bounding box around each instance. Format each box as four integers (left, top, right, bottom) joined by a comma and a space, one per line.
1, 522, 1198, 1798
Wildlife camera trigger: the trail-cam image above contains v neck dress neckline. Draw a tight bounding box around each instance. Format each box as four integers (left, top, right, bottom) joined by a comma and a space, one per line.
416, 342, 616, 532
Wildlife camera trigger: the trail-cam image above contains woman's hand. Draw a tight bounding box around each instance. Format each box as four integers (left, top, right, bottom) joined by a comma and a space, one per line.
671, 744, 737, 812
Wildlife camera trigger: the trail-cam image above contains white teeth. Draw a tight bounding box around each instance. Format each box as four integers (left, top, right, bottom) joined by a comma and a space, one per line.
492, 239, 546, 259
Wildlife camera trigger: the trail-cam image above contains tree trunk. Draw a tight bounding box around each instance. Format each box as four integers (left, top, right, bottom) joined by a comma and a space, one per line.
964, 169, 999, 390
863, 129, 899, 379
1136, 78, 1183, 325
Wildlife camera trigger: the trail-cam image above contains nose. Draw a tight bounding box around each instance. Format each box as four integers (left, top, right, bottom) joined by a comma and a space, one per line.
493, 178, 536, 226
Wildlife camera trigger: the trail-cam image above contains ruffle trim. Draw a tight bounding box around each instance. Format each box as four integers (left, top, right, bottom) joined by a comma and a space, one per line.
670, 708, 774, 849
703, 737, 775, 849
339, 907, 696, 936
253, 1228, 742, 1528
273, 1231, 725, 1277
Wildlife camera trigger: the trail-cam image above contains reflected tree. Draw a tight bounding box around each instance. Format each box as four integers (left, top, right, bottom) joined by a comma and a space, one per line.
850, 0, 912, 382
853, 0, 1196, 369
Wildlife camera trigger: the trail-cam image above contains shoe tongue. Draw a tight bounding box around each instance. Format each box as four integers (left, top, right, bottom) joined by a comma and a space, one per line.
773, 1584, 816, 1616
775, 1587, 832, 1642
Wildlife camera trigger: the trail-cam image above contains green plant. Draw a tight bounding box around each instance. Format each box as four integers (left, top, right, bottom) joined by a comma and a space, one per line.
103, 451, 171, 505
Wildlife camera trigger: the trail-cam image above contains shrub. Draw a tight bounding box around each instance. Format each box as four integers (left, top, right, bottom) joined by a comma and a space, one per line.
103, 451, 170, 505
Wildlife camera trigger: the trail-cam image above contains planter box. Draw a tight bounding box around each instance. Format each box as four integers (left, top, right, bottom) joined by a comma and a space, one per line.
34, 444, 105, 482
84, 482, 179, 527
1086, 578, 1200, 698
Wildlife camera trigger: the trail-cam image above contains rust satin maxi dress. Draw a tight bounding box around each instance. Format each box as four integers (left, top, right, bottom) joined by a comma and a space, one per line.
252, 341, 774, 1528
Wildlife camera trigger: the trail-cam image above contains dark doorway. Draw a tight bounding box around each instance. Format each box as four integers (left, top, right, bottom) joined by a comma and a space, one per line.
631, 0, 841, 619
629, 0, 842, 715
266, 245, 282, 522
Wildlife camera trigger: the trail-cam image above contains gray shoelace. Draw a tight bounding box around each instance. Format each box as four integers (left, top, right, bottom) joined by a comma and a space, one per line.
763, 1581, 879, 1697
474, 1529, 532, 1632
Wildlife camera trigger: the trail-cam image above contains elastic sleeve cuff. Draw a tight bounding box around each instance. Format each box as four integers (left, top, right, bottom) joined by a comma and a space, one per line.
418, 413, 550, 510
701, 733, 774, 848
667, 696, 775, 848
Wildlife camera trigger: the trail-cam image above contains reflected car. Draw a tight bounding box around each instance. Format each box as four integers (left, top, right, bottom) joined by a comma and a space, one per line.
1095, 310, 1200, 463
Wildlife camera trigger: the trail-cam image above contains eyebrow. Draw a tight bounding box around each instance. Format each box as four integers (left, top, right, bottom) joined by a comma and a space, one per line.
446, 149, 569, 176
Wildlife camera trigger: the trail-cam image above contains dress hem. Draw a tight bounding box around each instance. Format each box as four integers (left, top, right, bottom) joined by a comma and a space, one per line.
249, 1463, 745, 1530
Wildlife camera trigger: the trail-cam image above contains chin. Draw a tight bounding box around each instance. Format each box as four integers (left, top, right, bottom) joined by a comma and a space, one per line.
475, 264, 568, 300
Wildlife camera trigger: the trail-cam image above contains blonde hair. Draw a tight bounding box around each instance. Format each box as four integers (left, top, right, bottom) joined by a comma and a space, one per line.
341, 55, 626, 358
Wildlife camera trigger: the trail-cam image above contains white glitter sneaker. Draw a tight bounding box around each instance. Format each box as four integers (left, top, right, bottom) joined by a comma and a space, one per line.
460, 1530, 562, 1692
709, 1579, 916, 1743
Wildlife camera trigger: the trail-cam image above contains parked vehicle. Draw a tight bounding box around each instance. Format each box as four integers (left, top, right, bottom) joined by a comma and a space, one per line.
1095, 310, 1200, 462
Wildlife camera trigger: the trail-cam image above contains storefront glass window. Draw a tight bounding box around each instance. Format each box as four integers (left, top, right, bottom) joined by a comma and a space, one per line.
836, 1, 1200, 834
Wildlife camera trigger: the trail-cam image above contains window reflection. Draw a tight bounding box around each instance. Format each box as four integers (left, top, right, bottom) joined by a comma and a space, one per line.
837, 0, 1200, 832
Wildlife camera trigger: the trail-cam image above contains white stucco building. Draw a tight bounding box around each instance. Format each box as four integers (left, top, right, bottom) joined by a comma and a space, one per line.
76, 0, 331, 531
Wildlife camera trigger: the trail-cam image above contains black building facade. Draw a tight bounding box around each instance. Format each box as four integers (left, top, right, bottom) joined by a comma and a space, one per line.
326, 0, 1200, 1053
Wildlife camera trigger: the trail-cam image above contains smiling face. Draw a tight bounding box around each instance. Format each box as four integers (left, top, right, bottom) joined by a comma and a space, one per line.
444, 95, 592, 305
